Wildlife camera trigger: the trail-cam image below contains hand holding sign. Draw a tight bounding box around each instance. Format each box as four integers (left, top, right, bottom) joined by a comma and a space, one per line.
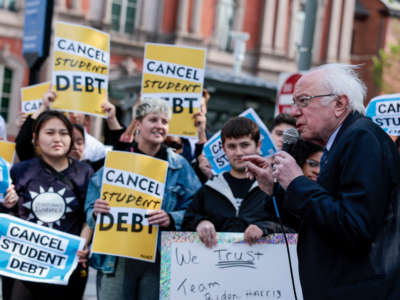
3, 184, 17, 208
244, 224, 263, 245
147, 210, 170, 227
102, 101, 122, 130
32, 88, 57, 119
77, 245, 89, 268
93, 198, 110, 217
196, 220, 217, 248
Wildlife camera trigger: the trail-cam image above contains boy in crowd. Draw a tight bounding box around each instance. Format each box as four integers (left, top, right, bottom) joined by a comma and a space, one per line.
182, 117, 291, 247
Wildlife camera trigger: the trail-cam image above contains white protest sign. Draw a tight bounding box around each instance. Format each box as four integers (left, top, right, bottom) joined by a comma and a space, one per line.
0, 214, 84, 285
161, 232, 303, 300
203, 108, 277, 174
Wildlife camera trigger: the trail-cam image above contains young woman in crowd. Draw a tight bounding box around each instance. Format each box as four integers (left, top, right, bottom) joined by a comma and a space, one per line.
70, 123, 105, 171
5, 110, 93, 300
16, 91, 104, 171
86, 98, 201, 300
290, 139, 324, 182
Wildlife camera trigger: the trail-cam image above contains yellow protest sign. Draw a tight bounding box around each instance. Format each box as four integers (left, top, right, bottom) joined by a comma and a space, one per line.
141, 43, 206, 138
0, 141, 15, 164
92, 151, 168, 262
21, 82, 51, 115
51, 22, 109, 117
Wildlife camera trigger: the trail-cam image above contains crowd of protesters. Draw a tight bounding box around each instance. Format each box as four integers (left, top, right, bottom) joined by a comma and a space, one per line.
0, 63, 398, 300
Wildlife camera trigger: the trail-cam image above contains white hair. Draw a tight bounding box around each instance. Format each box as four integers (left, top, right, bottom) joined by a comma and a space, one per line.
311, 64, 367, 115
133, 98, 172, 121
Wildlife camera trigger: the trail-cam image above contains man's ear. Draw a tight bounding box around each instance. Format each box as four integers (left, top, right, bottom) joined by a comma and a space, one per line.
334, 95, 349, 117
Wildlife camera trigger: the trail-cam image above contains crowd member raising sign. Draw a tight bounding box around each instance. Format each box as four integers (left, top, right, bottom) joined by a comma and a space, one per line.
85, 98, 201, 300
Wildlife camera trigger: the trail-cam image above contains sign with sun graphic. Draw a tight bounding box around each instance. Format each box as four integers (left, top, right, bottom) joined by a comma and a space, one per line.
23, 185, 77, 229
0, 214, 84, 284
92, 151, 168, 262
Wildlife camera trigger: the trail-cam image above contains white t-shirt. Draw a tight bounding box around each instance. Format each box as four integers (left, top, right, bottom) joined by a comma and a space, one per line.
83, 132, 106, 162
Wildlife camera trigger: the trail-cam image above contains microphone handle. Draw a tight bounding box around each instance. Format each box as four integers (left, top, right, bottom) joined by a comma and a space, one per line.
282, 142, 292, 153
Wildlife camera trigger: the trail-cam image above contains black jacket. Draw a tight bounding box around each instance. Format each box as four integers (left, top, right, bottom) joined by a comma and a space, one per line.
284, 112, 400, 299
182, 173, 293, 235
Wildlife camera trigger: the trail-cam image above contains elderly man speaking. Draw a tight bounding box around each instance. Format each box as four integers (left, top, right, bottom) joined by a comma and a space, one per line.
245, 64, 400, 300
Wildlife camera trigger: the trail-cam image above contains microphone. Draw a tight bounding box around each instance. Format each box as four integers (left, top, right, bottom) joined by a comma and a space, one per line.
282, 128, 299, 153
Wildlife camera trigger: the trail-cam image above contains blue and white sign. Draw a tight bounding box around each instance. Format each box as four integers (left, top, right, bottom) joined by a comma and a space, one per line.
203, 108, 277, 174
22, 0, 49, 56
0, 157, 10, 202
366, 94, 400, 136
0, 214, 84, 285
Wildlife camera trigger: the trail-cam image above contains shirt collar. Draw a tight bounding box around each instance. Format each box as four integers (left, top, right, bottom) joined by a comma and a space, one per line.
325, 124, 342, 151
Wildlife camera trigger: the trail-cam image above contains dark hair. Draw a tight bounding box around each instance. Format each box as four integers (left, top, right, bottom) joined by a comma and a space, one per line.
72, 124, 85, 141
271, 113, 296, 130
395, 136, 400, 149
290, 139, 323, 167
33, 110, 74, 155
221, 117, 260, 144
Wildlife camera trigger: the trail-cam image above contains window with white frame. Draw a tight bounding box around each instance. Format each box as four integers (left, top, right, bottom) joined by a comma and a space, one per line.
111, 0, 138, 34
217, 0, 237, 51
0, 0, 16, 11
0, 66, 12, 121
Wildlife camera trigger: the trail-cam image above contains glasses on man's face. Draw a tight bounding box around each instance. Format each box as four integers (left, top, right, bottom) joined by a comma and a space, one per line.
293, 94, 336, 108
305, 159, 320, 168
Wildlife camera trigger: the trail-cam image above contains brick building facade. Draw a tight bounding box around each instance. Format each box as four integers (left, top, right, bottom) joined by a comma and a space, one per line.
0, 0, 395, 138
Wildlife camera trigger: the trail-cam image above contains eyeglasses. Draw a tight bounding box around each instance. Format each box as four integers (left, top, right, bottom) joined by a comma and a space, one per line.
293, 94, 336, 108
306, 159, 320, 168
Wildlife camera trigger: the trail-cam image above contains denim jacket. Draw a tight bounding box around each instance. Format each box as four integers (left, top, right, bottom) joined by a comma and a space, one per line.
85, 148, 201, 273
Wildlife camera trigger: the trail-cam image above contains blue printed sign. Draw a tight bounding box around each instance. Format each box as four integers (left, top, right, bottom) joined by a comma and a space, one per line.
22, 0, 49, 56
0, 214, 84, 285
0, 157, 10, 202
203, 108, 277, 174
366, 94, 400, 136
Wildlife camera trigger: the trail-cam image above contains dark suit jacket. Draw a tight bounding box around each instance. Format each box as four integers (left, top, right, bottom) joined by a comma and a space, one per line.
283, 112, 400, 300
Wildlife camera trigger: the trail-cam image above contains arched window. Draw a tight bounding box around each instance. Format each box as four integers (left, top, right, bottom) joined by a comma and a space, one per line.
111, 0, 138, 34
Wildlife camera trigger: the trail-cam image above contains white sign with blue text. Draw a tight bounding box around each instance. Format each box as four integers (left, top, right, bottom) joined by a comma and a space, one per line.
203, 108, 277, 174
366, 94, 400, 136
0, 214, 84, 285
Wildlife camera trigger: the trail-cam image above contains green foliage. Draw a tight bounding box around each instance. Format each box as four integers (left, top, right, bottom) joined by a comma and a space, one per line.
372, 41, 400, 93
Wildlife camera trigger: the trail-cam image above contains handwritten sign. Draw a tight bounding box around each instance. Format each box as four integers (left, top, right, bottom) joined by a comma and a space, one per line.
0, 214, 84, 285
51, 22, 109, 117
141, 43, 206, 138
21, 82, 51, 114
366, 94, 400, 136
92, 151, 168, 262
203, 108, 277, 174
161, 232, 303, 300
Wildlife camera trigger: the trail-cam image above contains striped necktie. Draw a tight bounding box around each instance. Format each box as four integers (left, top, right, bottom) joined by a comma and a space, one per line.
319, 148, 329, 176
